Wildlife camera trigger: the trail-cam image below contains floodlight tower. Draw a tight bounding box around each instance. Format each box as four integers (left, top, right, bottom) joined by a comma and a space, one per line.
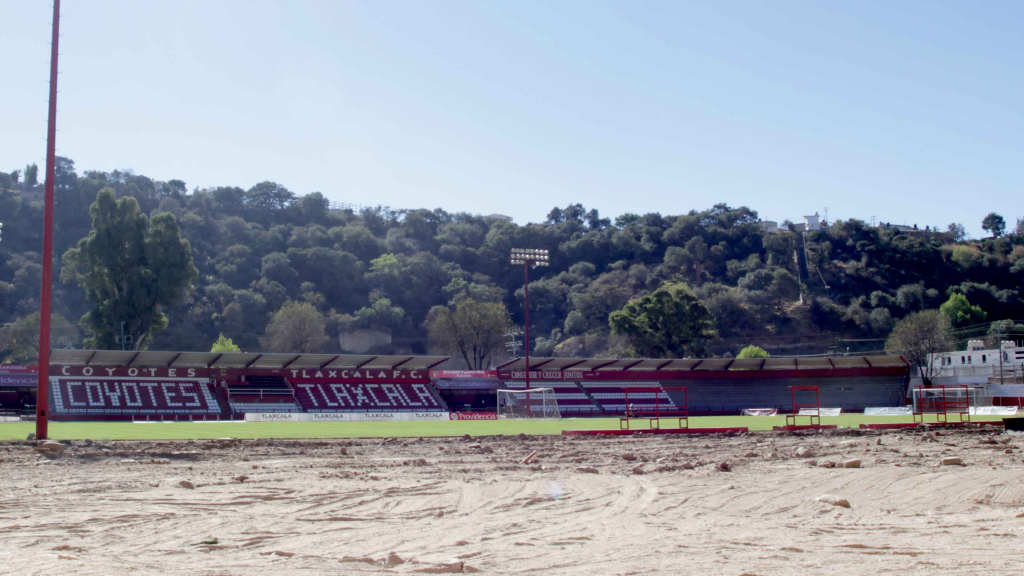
510, 248, 549, 395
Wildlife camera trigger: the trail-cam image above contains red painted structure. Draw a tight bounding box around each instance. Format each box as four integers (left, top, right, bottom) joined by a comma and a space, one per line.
50, 379, 220, 420
785, 385, 821, 427
36, 0, 61, 439
913, 385, 971, 424
497, 355, 911, 415
291, 380, 445, 412
620, 386, 689, 430
37, 351, 450, 421
562, 427, 748, 436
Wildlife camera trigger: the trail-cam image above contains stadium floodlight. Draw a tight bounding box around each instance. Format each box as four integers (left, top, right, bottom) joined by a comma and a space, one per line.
510, 247, 550, 267
510, 247, 553, 405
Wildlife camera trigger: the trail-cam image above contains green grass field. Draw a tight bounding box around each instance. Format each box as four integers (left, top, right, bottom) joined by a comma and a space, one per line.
0, 414, 1003, 441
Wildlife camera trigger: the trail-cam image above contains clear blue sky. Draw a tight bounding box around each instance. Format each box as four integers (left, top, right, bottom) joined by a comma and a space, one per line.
3, 1, 1022, 236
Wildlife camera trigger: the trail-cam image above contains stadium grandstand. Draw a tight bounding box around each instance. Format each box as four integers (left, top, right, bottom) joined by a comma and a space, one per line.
39, 350, 449, 421
494, 355, 912, 415
18, 349, 1013, 421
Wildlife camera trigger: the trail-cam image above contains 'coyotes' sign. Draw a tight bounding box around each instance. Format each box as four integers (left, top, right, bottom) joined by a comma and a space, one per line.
53, 366, 201, 378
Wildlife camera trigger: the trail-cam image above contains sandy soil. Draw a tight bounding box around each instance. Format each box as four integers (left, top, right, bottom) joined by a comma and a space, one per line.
2, 427, 1024, 575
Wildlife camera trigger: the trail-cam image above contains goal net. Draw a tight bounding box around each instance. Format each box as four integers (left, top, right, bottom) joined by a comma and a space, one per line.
497, 388, 561, 420
912, 386, 988, 422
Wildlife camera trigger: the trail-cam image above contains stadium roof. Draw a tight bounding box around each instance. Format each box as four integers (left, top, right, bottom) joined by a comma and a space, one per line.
495, 355, 908, 372
48, 350, 449, 371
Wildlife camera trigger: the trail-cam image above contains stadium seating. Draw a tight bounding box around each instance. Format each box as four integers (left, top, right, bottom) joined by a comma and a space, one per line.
291, 380, 447, 412
548, 385, 601, 414
581, 382, 680, 414
229, 393, 300, 414
225, 376, 299, 415
0, 390, 20, 411
231, 375, 292, 393
50, 379, 222, 417
492, 382, 603, 414
683, 376, 905, 414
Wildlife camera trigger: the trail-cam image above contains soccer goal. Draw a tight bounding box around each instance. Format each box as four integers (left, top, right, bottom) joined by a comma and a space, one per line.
912, 386, 987, 423
497, 388, 561, 420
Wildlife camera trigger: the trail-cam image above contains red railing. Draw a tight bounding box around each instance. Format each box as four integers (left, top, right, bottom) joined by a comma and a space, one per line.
913, 385, 970, 423
619, 386, 688, 430
785, 385, 821, 427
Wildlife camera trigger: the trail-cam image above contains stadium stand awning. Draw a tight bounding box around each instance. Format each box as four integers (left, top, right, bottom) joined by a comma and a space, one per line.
48, 350, 449, 371
495, 355, 908, 372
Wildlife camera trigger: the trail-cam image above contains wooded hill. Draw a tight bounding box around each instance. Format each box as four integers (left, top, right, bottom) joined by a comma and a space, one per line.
2, 157, 1023, 366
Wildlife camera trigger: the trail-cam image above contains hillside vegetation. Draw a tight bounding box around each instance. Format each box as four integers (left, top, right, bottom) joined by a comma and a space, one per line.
2, 158, 1023, 365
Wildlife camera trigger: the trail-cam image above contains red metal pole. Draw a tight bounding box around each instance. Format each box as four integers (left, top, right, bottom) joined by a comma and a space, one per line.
524, 261, 530, 412
36, 0, 61, 440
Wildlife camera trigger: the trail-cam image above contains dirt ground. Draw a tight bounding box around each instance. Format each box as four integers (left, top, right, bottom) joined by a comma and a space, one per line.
2, 427, 1024, 575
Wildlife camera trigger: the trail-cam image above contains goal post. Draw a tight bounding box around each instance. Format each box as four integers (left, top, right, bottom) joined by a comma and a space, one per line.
912, 386, 988, 423
497, 388, 561, 420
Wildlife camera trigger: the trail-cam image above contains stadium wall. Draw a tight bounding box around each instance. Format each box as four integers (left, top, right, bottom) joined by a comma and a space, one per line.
41, 365, 449, 421
6, 361, 915, 419
497, 367, 909, 414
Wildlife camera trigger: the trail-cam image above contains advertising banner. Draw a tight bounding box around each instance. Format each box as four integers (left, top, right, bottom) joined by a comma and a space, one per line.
432, 379, 501, 390
244, 411, 451, 422
429, 370, 497, 379
0, 374, 38, 386
449, 412, 498, 421
0, 365, 37, 373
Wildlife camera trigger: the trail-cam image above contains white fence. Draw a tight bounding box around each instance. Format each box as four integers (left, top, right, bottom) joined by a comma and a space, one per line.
931, 365, 1024, 379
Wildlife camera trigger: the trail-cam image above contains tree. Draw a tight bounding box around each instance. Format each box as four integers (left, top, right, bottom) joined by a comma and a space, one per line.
884, 310, 954, 384
210, 333, 241, 353
245, 181, 295, 211
352, 296, 405, 330
427, 299, 510, 369
946, 222, 966, 242
987, 319, 1024, 348
609, 282, 716, 358
939, 293, 986, 329
681, 237, 710, 284
981, 213, 1005, 238
261, 301, 327, 353
0, 312, 77, 364
1015, 217, 1024, 237
9, 170, 20, 185
24, 164, 38, 187
60, 189, 198, 350
736, 345, 769, 359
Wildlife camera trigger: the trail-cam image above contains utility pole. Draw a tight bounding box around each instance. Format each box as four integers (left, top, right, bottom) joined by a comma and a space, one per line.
998, 323, 1004, 386
36, 0, 61, 440
793, 247, 804, 305
504, 326, 522, 358
115, 321, 133, 351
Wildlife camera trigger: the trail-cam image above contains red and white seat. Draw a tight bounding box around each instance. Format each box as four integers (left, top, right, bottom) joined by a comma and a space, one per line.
50, 379, 221, 416
291, 380, 446, 412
